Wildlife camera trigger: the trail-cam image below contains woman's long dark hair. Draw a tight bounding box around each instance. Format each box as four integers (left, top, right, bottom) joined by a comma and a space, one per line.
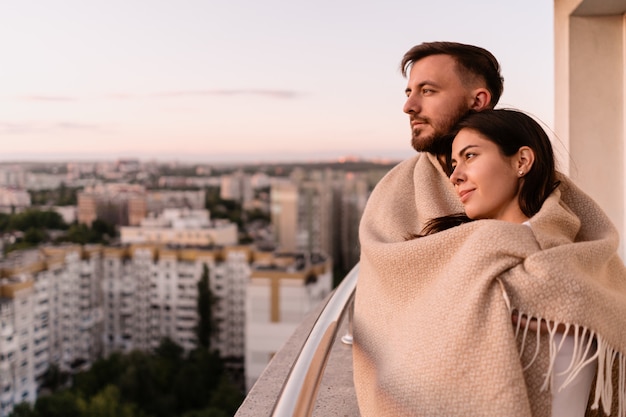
413, 109, 560, 238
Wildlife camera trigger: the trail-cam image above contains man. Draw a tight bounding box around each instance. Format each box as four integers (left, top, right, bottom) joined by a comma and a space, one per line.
401, 42, 502, 157
352, 42, 626, 417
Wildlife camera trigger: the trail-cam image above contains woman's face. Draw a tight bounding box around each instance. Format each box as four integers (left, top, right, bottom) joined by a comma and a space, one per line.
449, 128, 528, 223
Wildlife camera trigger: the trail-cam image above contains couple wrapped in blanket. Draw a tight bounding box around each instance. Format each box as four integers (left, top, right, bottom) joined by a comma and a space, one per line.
353, 118, 626, 417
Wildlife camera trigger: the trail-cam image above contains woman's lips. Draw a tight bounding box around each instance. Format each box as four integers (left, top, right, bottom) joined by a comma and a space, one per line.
458, 188, 474, 203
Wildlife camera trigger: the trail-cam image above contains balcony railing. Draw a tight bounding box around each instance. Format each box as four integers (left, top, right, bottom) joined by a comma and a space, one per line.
235, 264, 359, 417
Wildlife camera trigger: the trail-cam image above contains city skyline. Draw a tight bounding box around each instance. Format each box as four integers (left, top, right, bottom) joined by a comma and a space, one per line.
0, 1, 554, 163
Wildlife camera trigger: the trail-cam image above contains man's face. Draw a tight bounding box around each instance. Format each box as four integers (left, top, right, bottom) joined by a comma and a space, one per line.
403, 54, 475, 153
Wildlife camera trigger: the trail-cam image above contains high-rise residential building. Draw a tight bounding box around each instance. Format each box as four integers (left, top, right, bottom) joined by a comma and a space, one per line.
0, 277, 36, 415
0, 166, 27, 189
221, 171, 253, 204
337, 173, 369, 272
120, 208, 238, 246
0, 238, 256, 411
37, 245, 103, 373
0, 187, 31, 213
145, 190, 206, 214
245, 251, 332, 391
270, 172, 335, 258
297, 177, 334, 256
99, 242, 252, 391
23, 173, 66, 191
0, 195, 336, 407
271, 168, 376, 276
77, 194, 98, 227
270, 180, 298, 252
0, 246, 103, 417
78, 185, 206, 228
77, 183, 146, 227
157, 176, 220, 189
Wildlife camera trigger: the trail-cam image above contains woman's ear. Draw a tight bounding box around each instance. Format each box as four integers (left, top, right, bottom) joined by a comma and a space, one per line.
517, 146, 535, 175
469, 88, 491, 111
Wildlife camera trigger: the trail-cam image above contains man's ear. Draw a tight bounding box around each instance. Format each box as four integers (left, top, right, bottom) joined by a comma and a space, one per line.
470, 88, 491, 111
517, 146, 535, 174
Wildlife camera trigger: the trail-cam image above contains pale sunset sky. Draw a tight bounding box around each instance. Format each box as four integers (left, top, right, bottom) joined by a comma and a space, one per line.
0, 1, 554, 163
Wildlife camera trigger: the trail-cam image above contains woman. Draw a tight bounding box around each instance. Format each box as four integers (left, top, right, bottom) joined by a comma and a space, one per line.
417, 108, 558, 234
353, 109, 626, 417
422, 109, 595, 416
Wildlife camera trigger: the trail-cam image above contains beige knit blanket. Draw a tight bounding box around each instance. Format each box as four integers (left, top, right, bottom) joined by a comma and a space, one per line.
353, 153, 626, 417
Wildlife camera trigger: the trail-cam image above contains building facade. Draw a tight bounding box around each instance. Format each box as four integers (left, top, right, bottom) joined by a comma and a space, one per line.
120, 209, 238, 247
245, 251, 332, 390
554, 0, 626, 257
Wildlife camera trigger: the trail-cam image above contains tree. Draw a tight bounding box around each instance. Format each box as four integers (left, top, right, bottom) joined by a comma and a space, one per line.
173, 348, 224, 415
117, 352, 160, 414
8, 403, 36, 417
64, 224, 99, 245
208, 375, 245, 416
63, 219, 117, 245
6, 210, 66, 231
155, 337, 184, 363
181, 408, 228, 417
91, 219, 116, 240
40, 363, 69, 392
196, 264, 218, 350
24, 227, 47, 245
57, 182, 78, 206
34, 390, 82, 417
78, 385, 138, 417
73, 353, 126, 398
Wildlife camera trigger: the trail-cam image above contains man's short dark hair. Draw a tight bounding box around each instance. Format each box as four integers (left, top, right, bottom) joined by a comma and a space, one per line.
401, 42, 504, 108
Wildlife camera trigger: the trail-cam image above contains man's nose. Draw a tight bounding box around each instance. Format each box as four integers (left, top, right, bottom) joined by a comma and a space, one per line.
403, 94, 420, 114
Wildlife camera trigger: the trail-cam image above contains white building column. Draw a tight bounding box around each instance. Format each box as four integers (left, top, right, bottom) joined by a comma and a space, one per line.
555, 0, 626, 257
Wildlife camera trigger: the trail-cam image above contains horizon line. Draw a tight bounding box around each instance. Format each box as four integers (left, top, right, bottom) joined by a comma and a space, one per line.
0, 150, 414, 165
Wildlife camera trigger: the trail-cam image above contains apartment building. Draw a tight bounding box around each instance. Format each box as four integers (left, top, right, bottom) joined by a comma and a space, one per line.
78, 183, 146, 227
336, 173, 369, 272
0, 222, 333, 409
0, 166, 27, 189
245, 251, 332, 390
0, 277, 36, 416
270, 169, 371, 273
221, 171, 253, 204
120, 208, 237, 247
0, 187, 31, 213
144, 190, 206, 214
0, 245, 102, 417
79, 186, 206, 228
40, 246, 103, 373
100, 244, 250, 358
270, 173, 335, 256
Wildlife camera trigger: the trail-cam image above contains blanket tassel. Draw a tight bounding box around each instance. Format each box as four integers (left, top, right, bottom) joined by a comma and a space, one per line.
513, 311, 625, 417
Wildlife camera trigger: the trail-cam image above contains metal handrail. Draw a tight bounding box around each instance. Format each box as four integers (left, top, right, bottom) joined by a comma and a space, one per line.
270, 263, 359, 417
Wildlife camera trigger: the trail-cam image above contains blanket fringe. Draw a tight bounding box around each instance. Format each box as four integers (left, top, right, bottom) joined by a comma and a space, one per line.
513, 310, 625, 417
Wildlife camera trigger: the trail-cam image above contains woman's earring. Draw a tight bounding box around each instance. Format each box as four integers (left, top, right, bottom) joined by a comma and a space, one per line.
518, 170, 524, 176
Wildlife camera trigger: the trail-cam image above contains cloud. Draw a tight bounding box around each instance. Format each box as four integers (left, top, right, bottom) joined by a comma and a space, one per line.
18, 95, 78, 102
55, 122, 102, 130
152, 89, 304, 99
15, 89, 305, 102
0, 122, 103, 134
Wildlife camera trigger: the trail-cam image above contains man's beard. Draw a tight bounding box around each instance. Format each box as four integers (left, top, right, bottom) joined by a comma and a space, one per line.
410, 104, 469, 154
